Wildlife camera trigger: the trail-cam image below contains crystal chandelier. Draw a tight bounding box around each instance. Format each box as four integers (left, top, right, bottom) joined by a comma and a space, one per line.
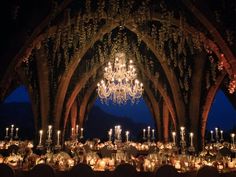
97, 53, 143, 104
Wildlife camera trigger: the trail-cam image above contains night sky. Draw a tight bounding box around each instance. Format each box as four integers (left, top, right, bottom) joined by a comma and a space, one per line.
3, 86, 236, 132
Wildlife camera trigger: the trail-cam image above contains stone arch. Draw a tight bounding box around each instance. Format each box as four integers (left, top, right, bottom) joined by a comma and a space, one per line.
201, 72, 226, 142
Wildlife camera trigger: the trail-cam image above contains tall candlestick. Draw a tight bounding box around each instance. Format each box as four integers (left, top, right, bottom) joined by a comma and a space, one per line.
147, 126, 151, 138
10, 124, 14, 139
39, 130, 43, 145
215, 127, 219, 140
180, 127, 185, 141
152, 129, 155, 140
108, 129, 112, 141
71, 128, 74, 137
57, 130, 61, 145
220, 130, 223, 141
172, 132, 176, 145
231, 133, 235, 145
80, 128, 84, 138
76, 125, 79, 135
143, 129, 146, 139
126, 131, 129, 142
48, 125, 52, 140
190, 132, 194, 147
15, 128, 19, 139
5, 127, 9, 138
210, 130, 214, 141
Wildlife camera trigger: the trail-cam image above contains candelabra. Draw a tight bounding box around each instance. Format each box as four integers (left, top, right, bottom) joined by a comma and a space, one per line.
231, 133, 236, 151
125, 131, 130, 143
147, 126, 151, 142
46, 125, 53, 152
143, 129, 146, 141
80, 128, 84, 139
220, 130, 224, 142
10, 124, 14, 140
5, 127, 9, 139
37, 130, 44, 150
180, 127, 186, 154
151, 129, 155, 141
188, 132, 195, 153
108, 129, 112, 142
210, 130, 215, 142
55, 130, 61, 150
14, 128, 19, 140
172, 131, 178, 152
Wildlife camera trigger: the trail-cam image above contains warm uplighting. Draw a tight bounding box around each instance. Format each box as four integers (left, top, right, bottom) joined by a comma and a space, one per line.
97, 52, 143, 104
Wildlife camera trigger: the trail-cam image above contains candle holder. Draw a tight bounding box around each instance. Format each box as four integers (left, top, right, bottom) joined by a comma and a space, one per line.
55, 130, 61, 150
5, 127, 9, 140
215, 127, 219, 142
37, 130, 44, 150
147, 126, 151, 142
188, 132, 195, 153
210, 130, 215, 142
10, 124, 14, 141
143, 129, 147, 141
125, 131, 130, 143
108, 129, 112, 142
46, 125, 53, 152
231, 133, 235, 151
180, 127, 186, 155
151, 129, 155, 141
220, 130, 224, 142
14, 128, 19, 140
80, 128, 84, 139
172, 132, 178, 152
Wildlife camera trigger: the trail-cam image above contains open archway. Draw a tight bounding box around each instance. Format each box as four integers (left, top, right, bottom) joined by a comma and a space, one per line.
206, 89, 236, 139
0, 86, 35, 140
83, 97, 155, 141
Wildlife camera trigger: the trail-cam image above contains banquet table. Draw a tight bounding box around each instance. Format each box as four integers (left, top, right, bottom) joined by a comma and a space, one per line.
11, 169, 236, 177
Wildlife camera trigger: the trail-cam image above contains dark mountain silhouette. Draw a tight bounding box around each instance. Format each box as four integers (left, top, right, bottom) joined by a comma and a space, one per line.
0, 103, 148, 142
84, 106, 149, 141
0, 102, 35, 140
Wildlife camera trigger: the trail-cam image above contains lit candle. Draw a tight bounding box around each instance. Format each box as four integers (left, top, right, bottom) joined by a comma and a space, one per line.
118, 128, 122, 140
76, 125, 79, 135
172, 132, 176, 145
15, 128, 19, 138
57, 130, 61, 145
231, 133, 235, 145
215, 127, 219, 140
108, 129, 112, 141
126, 131, 130, 142
39, 130, 43, 145
10, 124, 14, 138
71, 128, 74, 137
147, 126, 151, 138
48, 125, 52, 140
5, 127, 9, 137
143, 129, 146, 139
80, 128, 84, 138
180, 126, 185, 141
220, 130, 223, 141
190, 132, 194, 147
152, 129, 155, 140
210, 130, 214, 141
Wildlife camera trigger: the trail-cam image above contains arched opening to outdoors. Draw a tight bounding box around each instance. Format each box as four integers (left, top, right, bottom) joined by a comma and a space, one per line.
0, 86, 35, 140
83, 97, 155, 142
206, 89, 236, 141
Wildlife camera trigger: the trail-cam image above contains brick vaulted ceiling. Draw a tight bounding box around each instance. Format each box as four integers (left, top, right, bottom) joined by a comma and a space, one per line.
0, 0, 235, 146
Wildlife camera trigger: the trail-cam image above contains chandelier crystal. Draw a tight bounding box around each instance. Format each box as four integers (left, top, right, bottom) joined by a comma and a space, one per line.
97, 53, 143, 104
